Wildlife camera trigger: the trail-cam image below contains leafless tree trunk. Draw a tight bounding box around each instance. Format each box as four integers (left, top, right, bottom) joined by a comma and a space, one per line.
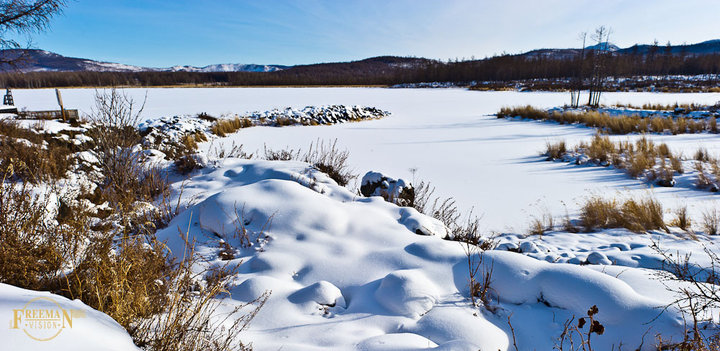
587, 26, 612, 107
570, 32, 587, 108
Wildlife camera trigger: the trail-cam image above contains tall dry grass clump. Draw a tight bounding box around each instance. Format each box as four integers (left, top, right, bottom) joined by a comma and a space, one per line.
546, 135, 682, 188
302, 139, 356, 186
580, 194, 666, 233
497, 105, 548, 119
544, 140, 566, 160
211, 117, 253, 137
498, 105, 717, 135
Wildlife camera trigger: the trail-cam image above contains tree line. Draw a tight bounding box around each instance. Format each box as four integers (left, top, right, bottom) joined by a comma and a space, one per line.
1, 50, 720, 89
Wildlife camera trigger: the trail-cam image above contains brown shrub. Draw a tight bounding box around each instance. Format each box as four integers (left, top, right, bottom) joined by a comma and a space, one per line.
0, 137, 72, 182
0, 174, 64, 289
586, 135, 615, 163
580, 196, 623, 232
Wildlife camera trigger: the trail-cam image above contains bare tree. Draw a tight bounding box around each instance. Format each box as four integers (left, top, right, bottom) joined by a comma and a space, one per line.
0, 0, 66, 69
587, 26, 613, 107
570, 32, 587, 108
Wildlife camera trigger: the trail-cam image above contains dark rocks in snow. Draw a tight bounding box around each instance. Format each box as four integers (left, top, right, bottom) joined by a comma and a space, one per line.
360, 171, 410, 201
245, 105, 389, 126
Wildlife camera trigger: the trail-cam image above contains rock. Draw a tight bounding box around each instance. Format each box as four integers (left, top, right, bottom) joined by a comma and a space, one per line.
360, 171, 411, 202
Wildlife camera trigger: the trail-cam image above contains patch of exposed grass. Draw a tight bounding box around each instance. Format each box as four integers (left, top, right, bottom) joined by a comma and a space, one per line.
580, 194, 667, 233
498, 105, 713, 135
211, 117, 254, 137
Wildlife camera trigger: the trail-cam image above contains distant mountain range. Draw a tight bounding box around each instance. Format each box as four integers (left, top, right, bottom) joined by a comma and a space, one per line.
522, 39, 720, 60
1, 39, 720, 74
0, 49, 288, 73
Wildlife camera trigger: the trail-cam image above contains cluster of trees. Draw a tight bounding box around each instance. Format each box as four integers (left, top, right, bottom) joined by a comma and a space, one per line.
2, 49, 719, 89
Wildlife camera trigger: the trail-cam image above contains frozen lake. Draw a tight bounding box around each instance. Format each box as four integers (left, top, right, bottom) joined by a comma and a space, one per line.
15, 87, 720, 231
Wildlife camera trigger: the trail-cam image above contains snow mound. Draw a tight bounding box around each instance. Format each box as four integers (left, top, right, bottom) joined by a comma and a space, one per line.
289, 281, 346, 308
375, 270, 439, 317
399, 207, 448, 237
154, 159, 690, 350
1, 283, 138, 351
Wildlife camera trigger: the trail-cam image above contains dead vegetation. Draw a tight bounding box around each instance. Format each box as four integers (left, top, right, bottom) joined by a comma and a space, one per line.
0, 89, 266, 350
0, 118, 76, 182
262, 139, 357, 186
499, 105, 714, 135
579, 194, 667, 233
546, 135, 682, 188
613, 102, 717, 112
211, 117, 253, 137
554, 305, 606, 351
653, 243, 720, 350
301, 139, 355, 186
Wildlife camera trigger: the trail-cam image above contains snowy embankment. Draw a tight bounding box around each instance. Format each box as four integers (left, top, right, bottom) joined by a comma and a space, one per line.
6, 88, 720, 349
152, 158, 690, 350
13, 88, 720, 232
1, 284, 137, 350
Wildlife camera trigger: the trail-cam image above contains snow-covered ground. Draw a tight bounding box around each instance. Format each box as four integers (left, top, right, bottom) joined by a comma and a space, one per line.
153, 158, 703, 350
13, 88, 720, 232
6, 87, 720, 350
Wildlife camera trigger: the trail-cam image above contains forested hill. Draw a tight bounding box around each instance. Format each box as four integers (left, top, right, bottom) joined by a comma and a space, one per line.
1, 40, 720, 88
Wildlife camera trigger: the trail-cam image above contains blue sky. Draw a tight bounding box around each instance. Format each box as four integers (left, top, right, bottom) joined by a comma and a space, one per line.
18, 0, 720, 67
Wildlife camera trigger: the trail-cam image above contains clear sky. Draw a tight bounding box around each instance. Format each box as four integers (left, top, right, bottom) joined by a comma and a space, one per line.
17, 0, 720, 67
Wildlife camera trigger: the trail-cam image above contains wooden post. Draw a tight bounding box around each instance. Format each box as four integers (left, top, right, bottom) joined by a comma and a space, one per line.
55, 88, 66, 121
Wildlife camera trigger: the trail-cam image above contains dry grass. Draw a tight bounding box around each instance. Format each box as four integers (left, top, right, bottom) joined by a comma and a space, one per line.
302, 139, 356, 186
695, 148, 711, 162
63, 234, 173, 329
211, 117, 253, 137
614, 102, 712, 112
548, 135, 683, 188
670, 205, 692, 231
0, 170, 66, 289
263, 144, 299, 161
262, 139, 357, 187
528, 206, 554, 236
545, 140, 567, 160
0, 119, 74, 182
702, 209, 720, 235
498, 105, 713, 135
579, 194, 667, 233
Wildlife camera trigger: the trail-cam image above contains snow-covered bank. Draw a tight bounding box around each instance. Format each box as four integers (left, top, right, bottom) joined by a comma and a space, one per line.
13, 88, 720, 232
1, 284, 138, 351
152, 158, 694, 350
